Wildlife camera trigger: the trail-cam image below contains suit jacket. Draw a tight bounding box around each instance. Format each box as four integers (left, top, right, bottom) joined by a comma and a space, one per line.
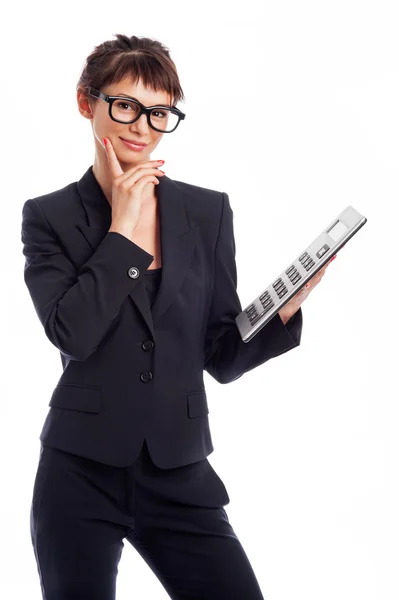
21, 165, 303, 468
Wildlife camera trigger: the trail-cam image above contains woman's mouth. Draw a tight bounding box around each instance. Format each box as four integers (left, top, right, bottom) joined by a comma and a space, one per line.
120, 137, 148, 151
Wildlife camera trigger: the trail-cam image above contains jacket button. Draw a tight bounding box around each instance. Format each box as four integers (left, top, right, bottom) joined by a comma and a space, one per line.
140, 371, 153, 383
142, 340, 154, 351
128, 267, 140, 279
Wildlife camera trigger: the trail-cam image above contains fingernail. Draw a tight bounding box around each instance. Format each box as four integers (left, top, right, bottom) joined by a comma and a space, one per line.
331, 255, 337, 261
103, 138, 107, 145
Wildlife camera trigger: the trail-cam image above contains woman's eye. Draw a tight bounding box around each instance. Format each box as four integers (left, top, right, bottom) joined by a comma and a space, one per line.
117, 102, 132, 110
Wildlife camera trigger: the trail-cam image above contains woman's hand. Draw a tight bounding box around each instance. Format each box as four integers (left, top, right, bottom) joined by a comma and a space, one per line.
278, 255, 337, 325
103, 137, 165, 232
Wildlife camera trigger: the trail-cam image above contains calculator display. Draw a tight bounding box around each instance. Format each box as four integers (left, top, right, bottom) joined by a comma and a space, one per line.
327, 220, 348, 242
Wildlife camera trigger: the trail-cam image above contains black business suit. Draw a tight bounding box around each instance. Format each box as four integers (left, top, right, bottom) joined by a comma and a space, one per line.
22, 165, 303, 599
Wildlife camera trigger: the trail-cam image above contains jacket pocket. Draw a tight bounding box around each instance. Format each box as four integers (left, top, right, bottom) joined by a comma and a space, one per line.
187, 391, 209, 418
49, 384, 102, 413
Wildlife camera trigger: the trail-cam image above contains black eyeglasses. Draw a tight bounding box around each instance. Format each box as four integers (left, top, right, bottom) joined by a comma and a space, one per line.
85, 86, 186, 133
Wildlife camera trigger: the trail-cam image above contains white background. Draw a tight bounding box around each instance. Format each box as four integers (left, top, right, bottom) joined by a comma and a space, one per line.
2, 0, 398, 598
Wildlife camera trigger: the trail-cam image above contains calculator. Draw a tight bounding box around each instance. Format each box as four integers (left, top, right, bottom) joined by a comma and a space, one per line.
235, 205, 367, 343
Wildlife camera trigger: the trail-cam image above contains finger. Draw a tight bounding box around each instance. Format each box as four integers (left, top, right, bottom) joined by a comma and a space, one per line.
309, 260, 331, 283
309, 269, 324, 285
317, 260, 332, 276
103, 137, 124, 178
313, 265, 329, 285
305, 267, 325, 289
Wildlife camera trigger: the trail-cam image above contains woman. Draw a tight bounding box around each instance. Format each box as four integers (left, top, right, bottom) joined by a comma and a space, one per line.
22, 34, 335, 600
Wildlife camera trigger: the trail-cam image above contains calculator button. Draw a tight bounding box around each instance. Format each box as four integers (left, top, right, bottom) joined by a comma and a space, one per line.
262, 299, 273, 309
273, 278, 283, 287
316, 244, 330, 258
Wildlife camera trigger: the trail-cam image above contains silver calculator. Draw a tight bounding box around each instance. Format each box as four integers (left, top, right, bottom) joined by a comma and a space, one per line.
235, 205, 367, 343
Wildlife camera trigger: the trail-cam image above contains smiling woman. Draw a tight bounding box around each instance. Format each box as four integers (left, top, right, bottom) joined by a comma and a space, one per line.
74, 34, 186, 208
23, 32, 303, 600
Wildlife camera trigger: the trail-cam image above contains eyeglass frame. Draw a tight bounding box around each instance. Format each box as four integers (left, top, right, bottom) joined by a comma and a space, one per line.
84, 86, 186, 133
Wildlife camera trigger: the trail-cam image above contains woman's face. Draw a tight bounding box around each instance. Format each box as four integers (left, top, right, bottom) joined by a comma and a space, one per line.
78, 76, 172, 168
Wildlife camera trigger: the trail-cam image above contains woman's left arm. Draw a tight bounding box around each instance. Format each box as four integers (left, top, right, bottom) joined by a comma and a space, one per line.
203, 192, 334, 384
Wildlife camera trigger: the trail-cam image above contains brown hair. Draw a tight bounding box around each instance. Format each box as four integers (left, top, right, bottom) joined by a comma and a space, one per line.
76, 33, 185, 108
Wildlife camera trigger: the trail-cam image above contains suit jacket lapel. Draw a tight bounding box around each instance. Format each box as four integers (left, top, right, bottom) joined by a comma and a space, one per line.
75, 166, 199, 338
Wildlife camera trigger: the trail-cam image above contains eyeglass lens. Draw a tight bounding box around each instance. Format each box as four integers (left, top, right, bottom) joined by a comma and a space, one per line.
111, 99, 179, 132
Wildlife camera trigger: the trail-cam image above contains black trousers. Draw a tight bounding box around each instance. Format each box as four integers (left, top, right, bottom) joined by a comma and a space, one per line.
30, 439, 265, 599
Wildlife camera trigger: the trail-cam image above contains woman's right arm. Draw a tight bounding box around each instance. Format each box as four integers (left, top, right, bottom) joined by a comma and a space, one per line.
21, 198, 154, 361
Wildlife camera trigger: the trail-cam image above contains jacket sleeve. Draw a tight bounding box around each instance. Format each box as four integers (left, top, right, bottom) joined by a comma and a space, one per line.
21, 198, 155, 361
203, 192, 303, 384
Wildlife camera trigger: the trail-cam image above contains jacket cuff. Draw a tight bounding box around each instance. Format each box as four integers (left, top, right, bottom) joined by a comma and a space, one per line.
280, 307, 303, 346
